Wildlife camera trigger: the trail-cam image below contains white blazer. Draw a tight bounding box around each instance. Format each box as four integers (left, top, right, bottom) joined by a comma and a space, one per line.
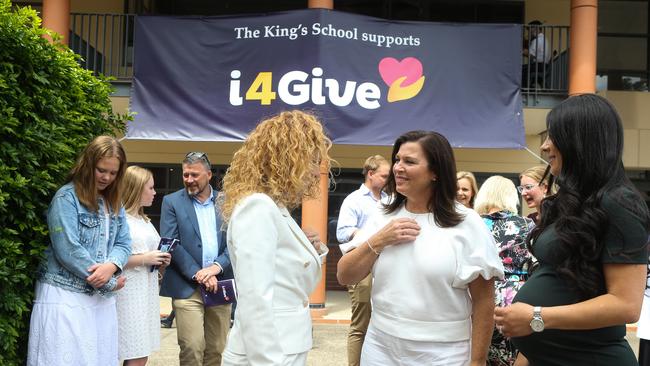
224, 193, 322, 365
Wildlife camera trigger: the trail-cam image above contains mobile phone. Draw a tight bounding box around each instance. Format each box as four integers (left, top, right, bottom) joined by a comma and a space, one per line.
151, 237, 179, 272
158, 237, 179, 253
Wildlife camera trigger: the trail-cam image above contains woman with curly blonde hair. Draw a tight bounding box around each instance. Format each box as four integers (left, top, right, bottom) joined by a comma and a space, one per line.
220, 110, 331, 366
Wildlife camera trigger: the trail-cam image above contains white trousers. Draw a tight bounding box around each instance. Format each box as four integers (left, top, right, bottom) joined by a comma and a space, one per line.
360, 323, 470, 366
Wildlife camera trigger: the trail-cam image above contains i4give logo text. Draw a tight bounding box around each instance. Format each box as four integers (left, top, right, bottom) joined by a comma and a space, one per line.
228, 57, 425, 110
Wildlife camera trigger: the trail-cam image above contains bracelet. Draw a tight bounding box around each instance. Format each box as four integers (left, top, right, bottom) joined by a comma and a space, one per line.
366, 239, 381, 256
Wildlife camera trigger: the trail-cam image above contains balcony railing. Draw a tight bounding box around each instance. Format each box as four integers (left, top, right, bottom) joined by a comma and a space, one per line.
69, 13, 135, 81
522, 25, 570, 103
68, 14, 570, 99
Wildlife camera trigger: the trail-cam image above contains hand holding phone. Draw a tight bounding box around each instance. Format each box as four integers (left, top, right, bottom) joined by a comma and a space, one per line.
151, 237, 179, 272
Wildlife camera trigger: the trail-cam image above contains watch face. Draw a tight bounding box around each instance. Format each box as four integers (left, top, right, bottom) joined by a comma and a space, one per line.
530, 318, 545, 332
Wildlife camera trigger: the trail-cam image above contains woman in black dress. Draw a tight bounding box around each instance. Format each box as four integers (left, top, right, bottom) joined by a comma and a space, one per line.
494, 94, 650, 366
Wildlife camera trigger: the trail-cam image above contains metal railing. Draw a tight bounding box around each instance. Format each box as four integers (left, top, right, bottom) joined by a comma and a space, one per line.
67, 15, 570, 99
522, 25, 570, 101
69, 13, 135, 80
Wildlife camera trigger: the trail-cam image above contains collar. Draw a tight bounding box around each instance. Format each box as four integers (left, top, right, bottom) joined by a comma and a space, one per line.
191, 185, 215, 205
359, 184, 386, 201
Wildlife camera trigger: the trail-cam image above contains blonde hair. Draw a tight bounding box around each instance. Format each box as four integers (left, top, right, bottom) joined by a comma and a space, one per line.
474, 175, 519, 215
520, 165, 547, 184
121, 165, 153, 220
68, 135, 127, 213
520, 165, 555, 195
456, 171, 479, 208
362, 155, 389, 178
220, 110, 332, 222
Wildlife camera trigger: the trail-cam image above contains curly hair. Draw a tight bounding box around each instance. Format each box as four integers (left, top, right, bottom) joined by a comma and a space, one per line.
219, 110, 332, 223
528, 94, 650, 300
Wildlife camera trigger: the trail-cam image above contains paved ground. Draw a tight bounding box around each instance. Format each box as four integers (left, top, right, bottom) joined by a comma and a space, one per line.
150, 292, 642, 365
149, 325, 640, 366
148, 323, 348, 366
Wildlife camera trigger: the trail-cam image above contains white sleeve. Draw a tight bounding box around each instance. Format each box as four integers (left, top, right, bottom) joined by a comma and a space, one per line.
452, 212, 505, 289
229, 195, 284, 365
336, 195, 360, 243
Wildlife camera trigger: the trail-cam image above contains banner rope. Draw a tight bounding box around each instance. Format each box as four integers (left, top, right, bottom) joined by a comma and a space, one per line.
524, 146, 548, 164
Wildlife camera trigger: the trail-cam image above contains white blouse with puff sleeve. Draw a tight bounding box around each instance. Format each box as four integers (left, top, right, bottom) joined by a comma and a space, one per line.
353, 203, 504, 342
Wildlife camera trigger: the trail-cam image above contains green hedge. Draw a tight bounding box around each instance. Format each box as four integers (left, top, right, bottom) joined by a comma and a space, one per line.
0, 2, 129, 364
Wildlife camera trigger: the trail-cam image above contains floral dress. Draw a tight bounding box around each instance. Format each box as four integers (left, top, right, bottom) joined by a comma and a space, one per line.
482, 210, 535, 366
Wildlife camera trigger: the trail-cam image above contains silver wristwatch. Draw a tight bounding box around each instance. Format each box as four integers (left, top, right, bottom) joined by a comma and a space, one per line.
529, 306, 545, 332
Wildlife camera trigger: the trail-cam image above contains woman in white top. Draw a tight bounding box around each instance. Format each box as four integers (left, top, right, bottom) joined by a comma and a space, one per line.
338, 130, 504, 366
116, 166, 171, 366
219, 110, 331, 366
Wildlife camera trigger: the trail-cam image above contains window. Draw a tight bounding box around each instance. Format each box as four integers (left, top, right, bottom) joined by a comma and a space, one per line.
597, 0, 649, 91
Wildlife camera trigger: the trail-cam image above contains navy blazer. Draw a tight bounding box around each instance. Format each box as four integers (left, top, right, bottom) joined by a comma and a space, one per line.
159, 187, 233, 299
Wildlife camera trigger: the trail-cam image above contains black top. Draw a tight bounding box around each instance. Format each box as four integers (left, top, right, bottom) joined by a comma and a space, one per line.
512, 190, 649, 366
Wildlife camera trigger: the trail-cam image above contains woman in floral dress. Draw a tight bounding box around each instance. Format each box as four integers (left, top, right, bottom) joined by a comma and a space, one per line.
474, 175, 535, 366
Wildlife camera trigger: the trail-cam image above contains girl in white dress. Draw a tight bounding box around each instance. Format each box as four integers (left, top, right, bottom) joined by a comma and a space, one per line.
28, 136, 131, 366
116, 166, 171, 366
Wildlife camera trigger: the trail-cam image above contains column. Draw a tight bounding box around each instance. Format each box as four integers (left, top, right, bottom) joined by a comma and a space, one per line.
303, 0, 333, 318
568, 0, 598, 95
41, 0, 70, 44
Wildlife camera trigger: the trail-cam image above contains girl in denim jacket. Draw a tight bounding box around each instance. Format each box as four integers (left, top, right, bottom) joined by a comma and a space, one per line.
27, 136, 132, 366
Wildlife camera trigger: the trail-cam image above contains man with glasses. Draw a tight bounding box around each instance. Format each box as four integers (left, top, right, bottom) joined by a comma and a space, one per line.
160, 152, 233, 366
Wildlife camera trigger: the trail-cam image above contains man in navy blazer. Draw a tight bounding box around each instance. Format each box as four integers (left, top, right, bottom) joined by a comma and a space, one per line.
160, 152, 233, 366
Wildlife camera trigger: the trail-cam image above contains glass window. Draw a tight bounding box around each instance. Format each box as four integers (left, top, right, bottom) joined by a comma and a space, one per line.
599, 1, 648, 34
598, 36, 648, 71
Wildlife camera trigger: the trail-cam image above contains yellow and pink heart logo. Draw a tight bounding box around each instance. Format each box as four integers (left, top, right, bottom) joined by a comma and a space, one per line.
378, 57, 426, 102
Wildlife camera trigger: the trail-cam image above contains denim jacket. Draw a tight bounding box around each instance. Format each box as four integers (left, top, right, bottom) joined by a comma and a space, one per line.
38, 182, 132, 297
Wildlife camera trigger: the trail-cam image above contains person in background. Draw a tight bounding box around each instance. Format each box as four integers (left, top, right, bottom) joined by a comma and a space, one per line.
495, 94, 650, 366
457, 170, 479, 208
220, 110, 331, 366
338, 130, 504, 365
159, 152, 233, 366
336, 155, 390, 366
518, 165, 549, 223
27, 135, 131, 365
522, 20, 551, 88
474, 175, 535, 366
116, 166, 171, 366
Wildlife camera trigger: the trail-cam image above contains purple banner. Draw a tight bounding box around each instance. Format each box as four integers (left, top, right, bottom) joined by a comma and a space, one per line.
128, 9, 524, 148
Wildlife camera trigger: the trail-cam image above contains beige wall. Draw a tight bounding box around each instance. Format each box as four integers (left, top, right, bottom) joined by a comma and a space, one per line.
71, 0, 123, 13
525, 0, 570, 25
600, 91, 650, 169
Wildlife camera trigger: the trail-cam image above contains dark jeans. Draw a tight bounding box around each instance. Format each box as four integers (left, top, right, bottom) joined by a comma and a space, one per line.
522, 62, 547, 88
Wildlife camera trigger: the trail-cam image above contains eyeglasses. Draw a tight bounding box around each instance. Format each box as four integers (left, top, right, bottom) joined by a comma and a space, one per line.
185, 151, 211, 169
517, 184, 537, 193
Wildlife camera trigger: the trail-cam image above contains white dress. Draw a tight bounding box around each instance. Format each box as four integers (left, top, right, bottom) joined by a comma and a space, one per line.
28, 212, 118, 366
116, 214, 161, 360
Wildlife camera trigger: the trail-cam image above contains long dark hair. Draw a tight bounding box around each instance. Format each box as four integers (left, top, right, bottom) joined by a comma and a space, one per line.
528, 94, 650, 300
384, 131, 463, 228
